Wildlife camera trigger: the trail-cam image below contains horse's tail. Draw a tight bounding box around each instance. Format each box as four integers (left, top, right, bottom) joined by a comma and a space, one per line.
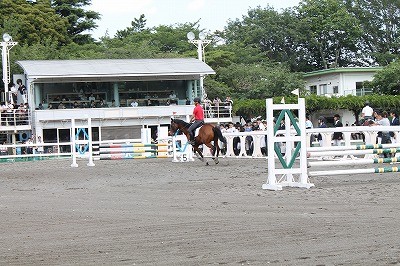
213, 126, 226, 144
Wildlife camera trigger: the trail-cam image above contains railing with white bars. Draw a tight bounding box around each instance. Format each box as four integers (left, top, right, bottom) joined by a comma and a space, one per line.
0, 125, 399, 161
0, 109, 31, 128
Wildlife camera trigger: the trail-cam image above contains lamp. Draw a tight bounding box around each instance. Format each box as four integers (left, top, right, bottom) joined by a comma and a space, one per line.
187, 32, 211, 101
2, 33, 11, 42
1, 33, 18, 103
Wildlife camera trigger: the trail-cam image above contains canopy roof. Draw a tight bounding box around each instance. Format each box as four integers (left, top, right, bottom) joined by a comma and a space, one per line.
17, 58, 215, 83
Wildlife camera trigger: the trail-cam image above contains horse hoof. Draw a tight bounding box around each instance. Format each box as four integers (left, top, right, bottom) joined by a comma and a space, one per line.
206, 162, 209, 166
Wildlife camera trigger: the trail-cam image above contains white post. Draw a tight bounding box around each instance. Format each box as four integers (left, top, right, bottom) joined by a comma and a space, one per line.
262, 98, 314, 190
87, 118, 95, 166
71, 119, 78, 167
1, 35, 17, 102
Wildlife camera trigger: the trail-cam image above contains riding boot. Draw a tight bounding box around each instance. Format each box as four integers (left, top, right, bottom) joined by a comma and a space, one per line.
188, 132, 195, 145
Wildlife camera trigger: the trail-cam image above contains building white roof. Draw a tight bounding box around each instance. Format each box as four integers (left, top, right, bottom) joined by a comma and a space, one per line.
17, 58, 215, 83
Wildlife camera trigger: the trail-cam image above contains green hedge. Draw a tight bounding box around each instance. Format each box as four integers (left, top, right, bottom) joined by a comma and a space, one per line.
232, 94, 400, 122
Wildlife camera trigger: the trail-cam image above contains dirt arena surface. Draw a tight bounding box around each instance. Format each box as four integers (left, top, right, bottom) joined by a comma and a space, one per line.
1, 157, 400, 265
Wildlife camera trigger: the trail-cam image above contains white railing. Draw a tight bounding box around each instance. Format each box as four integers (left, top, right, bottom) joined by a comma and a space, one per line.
3, 125, 397, 162
0, 109, 31, 129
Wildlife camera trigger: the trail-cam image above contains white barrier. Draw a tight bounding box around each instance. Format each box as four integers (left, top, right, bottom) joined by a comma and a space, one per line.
172, 134, 194, 162
71, 118, 95, 167
262, 98, 313, 191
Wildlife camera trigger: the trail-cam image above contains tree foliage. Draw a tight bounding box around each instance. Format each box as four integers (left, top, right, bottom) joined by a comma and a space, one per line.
0, 0, 70, 46
366, 60, 400, 95
345, 0, 400, 65
51, 0, 101, 44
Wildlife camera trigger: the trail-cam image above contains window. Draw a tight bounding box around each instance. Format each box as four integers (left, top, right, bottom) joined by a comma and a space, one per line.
319, 84, 327, 95
309, 85, 317, 94
333, 86, 339, 94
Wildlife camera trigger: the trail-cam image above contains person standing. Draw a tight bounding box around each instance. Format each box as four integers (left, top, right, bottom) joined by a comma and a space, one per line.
361, 101, 374, 123
16, 79, 27, 104
332, 114, 343, 146
317, 116, 327, 147
9, 82, 17, 105
187, 97, 204, 145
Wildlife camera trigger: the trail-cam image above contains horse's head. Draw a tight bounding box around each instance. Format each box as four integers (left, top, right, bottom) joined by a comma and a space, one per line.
169, 118, 189, 136
169, 118, 179, 136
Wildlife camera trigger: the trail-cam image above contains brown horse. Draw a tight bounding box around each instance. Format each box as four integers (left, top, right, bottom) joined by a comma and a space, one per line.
169, 118, 226, 165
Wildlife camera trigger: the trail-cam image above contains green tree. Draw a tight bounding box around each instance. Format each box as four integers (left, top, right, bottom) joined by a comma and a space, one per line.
116, 14, 147, 39
345, 0, 400, 65
217, 62, 305, 99
0, 0, 70, 46
367, 59, 400, 95
222, 6, 304, 71
51, 0, 101, 44
296, 0, 362, 69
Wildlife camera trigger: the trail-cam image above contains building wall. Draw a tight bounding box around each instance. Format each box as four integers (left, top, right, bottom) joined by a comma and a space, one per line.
304, 69, 378, 96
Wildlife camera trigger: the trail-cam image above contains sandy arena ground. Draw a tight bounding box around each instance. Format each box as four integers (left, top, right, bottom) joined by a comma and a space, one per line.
1, 157, 400, 265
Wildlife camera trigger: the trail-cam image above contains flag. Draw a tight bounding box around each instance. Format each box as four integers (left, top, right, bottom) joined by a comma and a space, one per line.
291, 88, 299, 96
280, 97, 285, 104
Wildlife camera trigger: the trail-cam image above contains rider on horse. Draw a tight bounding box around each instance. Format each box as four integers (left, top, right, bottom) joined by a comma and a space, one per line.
188, 97, 204, 145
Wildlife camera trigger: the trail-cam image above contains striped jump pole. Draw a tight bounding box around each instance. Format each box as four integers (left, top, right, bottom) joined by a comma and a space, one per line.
308, 148, 400, 157
309, 166, 400, 177
97, 141, 172, 160
99, 154, 170, 160
99, 143, 169, 148
308, 143, 400, 152
99, 149, 169, 154
309, 156, 400, 167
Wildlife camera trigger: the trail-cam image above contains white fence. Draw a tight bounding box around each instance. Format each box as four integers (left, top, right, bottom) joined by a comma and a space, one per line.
1, 125, 399, 162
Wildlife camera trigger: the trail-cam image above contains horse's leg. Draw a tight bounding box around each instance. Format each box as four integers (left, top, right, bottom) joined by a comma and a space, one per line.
205, 142, 219, 164
194, 145, 208, 165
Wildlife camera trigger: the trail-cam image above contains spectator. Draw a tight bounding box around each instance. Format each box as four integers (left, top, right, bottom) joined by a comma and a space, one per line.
9, 82, 17, 104
317, 116, 327, 146
0, 141, 7, 155
361, 101, 374, 123
88, 93, 96, 102
305, 115, 313, 129
58, 102, 66, 109
169, 91, 176, 99
110, 99, 117, 107
371, 110, 391, 145
16, 79, 27, 104
36, 136, 44, 154
390, 111, 399, 143
98, 99, 108, 108
332, 114, 343, 146
130, 99, 138, 107
185, 98, 191, 105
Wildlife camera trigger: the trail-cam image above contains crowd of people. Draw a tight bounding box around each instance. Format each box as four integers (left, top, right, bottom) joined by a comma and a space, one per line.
0, 101, 30, 126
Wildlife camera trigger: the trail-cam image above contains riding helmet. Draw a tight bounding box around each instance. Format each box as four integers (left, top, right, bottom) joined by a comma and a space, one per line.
193, 97, 201, 103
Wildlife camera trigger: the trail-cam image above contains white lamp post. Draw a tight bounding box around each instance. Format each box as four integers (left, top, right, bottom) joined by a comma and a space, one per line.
1, 33, 18, 102
187, 31, 211, 100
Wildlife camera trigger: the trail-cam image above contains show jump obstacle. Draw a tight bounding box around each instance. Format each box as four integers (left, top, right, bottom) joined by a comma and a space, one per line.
263, 98, 400, 190
71, 118, 95, 167
262, 98, 314, 191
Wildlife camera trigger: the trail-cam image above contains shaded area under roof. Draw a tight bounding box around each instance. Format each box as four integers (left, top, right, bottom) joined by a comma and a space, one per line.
17, 58, 215, 83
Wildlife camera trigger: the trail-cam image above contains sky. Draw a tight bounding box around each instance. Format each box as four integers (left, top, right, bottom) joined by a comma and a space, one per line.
89, 0, 300, 39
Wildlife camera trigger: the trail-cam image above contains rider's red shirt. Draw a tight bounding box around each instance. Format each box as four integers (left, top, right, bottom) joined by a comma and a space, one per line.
193, 104, 204, 120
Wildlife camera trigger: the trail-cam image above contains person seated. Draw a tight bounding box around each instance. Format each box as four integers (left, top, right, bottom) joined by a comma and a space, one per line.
169, 91, 176, 99
88, 93, 96, 102
130, 99, 138, 107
